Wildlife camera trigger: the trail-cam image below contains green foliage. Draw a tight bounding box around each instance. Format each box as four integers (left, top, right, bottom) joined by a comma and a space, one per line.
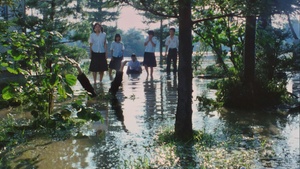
256, 27, 293, 80
0, 29, 78, 118
122, 28, 145, 56
196, 94, 222, 111
215, 76, 292, 109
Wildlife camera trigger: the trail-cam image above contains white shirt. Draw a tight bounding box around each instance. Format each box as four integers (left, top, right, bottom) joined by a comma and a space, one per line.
128, 60, 141, 71
89, 32, 106, 53
110, 41, 125, 57
144, 37, 157, 53
165, 35, 179, 50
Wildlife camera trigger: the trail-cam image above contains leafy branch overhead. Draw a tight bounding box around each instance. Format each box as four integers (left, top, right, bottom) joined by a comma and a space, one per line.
115, 0, 300, 25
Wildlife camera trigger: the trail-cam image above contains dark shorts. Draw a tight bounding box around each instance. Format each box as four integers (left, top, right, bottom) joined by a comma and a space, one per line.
143, 52, 157, 67
89, 52, 108, 72
109, 57, 123, 70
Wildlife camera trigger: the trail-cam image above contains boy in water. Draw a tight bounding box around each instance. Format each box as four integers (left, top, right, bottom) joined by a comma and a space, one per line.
126, 53, 142, 74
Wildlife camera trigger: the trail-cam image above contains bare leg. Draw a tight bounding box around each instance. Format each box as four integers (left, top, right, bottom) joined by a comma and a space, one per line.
92, 72, 97, 84
150, 67, 153, 77
145, 65, 149, 75
65, 57, 97, 97
99, 71, 104, 82
109, 69, 112, 77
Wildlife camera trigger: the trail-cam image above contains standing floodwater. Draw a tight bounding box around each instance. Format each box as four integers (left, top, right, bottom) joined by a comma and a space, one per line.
2, 58, 299, 168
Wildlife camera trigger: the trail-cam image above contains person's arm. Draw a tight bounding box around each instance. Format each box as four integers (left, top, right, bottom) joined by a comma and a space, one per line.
110, 42, 114, 60
89, 43, 93, 59
150, 37, 156, 47
165, 37, 169, 56
176, 36, 179, 54
89, 34, 93, 59
165, 45, 168, 56
104, 35, 108, 59
144, 37, 149, 46
121, 43, 125, 59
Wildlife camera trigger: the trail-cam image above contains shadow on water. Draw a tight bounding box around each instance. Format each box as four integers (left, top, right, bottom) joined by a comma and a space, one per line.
1, 63, 299, 168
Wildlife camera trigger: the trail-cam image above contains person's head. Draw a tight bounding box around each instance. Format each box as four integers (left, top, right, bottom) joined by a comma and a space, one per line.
169, 27, 175, 35
131, 53, 137, 61
115, 34, 121, 42
93, 22, 101, 33
147, 30, 154, 37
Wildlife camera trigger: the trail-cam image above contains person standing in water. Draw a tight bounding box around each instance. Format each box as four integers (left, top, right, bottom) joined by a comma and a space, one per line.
143, 30, 157, 78
108, 34, 125, 78
88, 22, 108, 84
165, 27, 179, 76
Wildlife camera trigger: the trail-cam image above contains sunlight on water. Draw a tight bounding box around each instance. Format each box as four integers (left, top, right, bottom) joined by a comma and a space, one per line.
4, 57, 300, 168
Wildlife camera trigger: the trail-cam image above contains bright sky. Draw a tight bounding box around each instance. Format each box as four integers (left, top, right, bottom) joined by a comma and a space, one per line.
110, 6, 161, 33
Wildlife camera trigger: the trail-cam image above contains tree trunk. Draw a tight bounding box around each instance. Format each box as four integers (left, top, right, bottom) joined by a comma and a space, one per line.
175, 0, 193, 141
243, 15, 256, 85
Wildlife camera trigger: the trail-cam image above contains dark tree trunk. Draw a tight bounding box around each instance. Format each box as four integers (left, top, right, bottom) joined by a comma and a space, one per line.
243, 15, 256, 85
175, 0, 193, 141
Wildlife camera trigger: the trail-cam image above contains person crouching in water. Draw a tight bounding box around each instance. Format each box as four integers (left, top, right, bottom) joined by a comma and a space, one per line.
126, 54, 142, 74
108, 34, 125, 79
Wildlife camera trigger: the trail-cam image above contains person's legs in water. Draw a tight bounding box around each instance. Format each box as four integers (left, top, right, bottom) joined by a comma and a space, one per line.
166, 53, 172, 76
99, 71, 104, 82
150, 67, 154, 77
109, 61, 128, 96
66, 57, 97, 97
92, 72, 97, 84
144, 65, 149, 75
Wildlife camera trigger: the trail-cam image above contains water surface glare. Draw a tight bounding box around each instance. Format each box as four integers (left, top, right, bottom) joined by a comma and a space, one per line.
7, 63, 300, 168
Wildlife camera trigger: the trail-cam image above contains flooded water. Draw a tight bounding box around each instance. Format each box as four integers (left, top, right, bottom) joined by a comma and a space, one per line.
1, 58, 300, 168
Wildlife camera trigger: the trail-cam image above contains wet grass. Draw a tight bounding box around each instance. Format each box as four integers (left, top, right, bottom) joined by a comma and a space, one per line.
118, 127, 278, 169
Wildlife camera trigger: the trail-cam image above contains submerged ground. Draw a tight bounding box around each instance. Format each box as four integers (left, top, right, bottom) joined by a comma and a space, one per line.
1, 57, 299, 168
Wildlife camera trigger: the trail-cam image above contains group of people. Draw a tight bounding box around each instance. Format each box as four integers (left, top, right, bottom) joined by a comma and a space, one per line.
88, 22, 179, 84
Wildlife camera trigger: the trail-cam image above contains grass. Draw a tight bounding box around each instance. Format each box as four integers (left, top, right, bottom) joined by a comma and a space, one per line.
116, 127, 276, 169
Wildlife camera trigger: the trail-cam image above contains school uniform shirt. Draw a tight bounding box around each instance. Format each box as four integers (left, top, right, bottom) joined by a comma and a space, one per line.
144, 37, 158, 53
89, 32, 106, 53
128, 60, 141, 71
165, 35, 179, 50
110, 41, 125, 57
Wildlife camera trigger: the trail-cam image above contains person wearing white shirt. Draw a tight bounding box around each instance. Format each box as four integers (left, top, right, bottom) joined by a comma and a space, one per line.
109, 34, 125, 78
88, 22, 108, 84
127, 54, 142, 74
143, 30, 157, 77
164, 28, 179, 76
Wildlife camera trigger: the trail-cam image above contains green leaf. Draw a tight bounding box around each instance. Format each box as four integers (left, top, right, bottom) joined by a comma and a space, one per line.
1, 62, 8, 67
2, 86, 13, 100
6, 67, 18, 74
50, 74, 58, 86
57, 83, 67, 99
65, 74, 77, 86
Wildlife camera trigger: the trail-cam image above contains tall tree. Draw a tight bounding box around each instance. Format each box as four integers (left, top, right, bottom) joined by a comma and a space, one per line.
120, 0, 300, 140
243, 0, 257, 85
175, 0, 193, 140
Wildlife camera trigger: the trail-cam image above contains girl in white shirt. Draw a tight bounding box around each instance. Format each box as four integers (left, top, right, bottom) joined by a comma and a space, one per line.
108, 34, 125, 78
88, 22, 108, 84
143, 30, 157, 77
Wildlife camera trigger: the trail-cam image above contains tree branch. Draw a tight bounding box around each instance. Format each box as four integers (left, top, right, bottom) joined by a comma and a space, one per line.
192, 13, 237, 24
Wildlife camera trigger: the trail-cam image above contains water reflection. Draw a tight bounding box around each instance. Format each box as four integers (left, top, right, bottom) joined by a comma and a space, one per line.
144, 76, 156, 115
3, 66, 300, 168
110, 97, 128, 133
165, 76, 177, 114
